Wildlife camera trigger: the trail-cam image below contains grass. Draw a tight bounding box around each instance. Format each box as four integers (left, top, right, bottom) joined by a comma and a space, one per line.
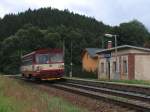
68, 76, 150, 86
0, 76, 88, 112
0, 95, 15, 112
109, 80, 150, 86
47, 97, 86, 112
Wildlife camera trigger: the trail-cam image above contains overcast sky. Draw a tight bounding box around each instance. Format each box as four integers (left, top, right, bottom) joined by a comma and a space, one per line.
0, 0, 150, 30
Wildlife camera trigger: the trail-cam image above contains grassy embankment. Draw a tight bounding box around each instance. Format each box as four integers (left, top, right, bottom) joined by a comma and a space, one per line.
0, 76, 88, 112
110, 80, 150, 86
68, 77, 150, 86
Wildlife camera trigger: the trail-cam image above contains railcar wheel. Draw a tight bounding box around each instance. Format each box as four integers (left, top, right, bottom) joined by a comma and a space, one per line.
28, 74, 32, 79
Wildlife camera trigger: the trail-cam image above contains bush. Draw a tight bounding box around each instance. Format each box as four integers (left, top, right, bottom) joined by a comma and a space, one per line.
65, 65, 97, 79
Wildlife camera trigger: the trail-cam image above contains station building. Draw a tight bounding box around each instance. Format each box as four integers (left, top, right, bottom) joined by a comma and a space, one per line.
96, 45, 150, 80
82, 48, 103, 73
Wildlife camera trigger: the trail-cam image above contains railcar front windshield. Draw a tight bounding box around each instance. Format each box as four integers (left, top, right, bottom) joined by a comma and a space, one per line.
36, 53, 63, 64
50, 53, 63, 63
36, 54, 49, 64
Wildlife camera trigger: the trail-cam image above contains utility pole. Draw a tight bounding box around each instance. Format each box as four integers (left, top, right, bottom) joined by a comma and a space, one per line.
63, 40, 65, 76
70, 40, 72, 77
101, 36, 104, 49
63, 40, 65, 58
105, 34, 118, 80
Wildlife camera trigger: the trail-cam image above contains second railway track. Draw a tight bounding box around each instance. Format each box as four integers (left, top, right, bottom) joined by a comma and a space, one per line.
50, 78, 150, 112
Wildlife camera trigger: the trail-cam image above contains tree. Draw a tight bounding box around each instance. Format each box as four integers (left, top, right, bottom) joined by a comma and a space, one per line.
0, 7, 150, 74
111, 20, 150, 46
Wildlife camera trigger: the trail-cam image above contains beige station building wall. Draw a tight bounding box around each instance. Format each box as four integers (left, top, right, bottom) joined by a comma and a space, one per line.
135, 55, 150, 80
97, 48, 150, 80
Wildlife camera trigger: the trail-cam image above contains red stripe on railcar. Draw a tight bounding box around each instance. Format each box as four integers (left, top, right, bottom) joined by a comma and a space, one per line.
33, 69, 64, 79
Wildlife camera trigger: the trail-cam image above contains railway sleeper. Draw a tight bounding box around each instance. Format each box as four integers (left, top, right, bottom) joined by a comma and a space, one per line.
58, 82, 150, 103
51, 83, 150, 112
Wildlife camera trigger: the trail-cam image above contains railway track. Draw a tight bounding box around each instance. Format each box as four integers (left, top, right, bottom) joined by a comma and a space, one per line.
11, 76, 150, 111
65, 78, 150, 95
50, 78, 150, 112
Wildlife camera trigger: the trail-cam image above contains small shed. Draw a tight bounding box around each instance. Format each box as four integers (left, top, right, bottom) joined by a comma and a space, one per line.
82, 48, 103, 73
96, 45, 150, 80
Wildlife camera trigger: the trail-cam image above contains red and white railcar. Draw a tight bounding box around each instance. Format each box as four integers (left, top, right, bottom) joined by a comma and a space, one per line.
21, 48, 64, 80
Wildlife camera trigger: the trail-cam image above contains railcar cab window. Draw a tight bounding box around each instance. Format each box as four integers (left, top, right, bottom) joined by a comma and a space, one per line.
50, 53, 63, 63
36, 54, 49, 64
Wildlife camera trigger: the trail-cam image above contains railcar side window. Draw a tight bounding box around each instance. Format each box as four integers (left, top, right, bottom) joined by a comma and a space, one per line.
36, 54, 49, 64
50, 53, 63, 63
22, 59, 32, 66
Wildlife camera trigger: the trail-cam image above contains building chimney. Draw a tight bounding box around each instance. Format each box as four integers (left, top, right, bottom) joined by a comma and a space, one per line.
107, 41, 112, 49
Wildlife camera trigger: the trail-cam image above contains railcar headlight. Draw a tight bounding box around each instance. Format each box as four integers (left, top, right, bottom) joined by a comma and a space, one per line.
36, 66, 43, 72
59, 65, 64, 68
32, 66, 35, 71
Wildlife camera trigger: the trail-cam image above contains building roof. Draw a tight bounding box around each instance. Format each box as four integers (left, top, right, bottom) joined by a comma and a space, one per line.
96, 45, 150, 54
84, 48, 104, 58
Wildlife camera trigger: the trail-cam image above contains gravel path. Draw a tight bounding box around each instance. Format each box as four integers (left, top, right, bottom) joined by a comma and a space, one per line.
34, 83, 136, 112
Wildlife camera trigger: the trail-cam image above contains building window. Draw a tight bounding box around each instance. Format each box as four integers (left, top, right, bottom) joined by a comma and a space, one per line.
113, 61, 117, 73
101, 63, 104, 73
123, 60, 128, 73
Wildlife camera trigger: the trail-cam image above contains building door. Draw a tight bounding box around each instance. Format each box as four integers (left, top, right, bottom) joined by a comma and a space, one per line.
106, 60, 110, 80
114, 71, 120, 80
113, 61, 120, 80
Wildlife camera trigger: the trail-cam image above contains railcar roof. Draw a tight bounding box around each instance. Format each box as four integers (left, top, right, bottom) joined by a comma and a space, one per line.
21, 48, 63, 58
